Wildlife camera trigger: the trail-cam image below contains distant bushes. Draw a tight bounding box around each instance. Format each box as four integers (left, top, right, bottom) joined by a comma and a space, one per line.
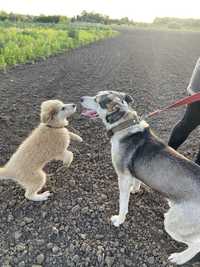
0, 11, 69, 24
0, 23, 117, 70
1, 10, 200, 31
0, 10, 119, 70
0, 10, 135, 26
153, 17, 200, 30
73, 12, 200, 31
0, 11, 35, 23
72, 11, 135, 25
35, 15, 69, 24
0, 28, 72, 68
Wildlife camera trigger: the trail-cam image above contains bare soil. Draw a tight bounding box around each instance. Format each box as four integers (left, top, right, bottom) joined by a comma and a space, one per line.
1, 29, 200, 267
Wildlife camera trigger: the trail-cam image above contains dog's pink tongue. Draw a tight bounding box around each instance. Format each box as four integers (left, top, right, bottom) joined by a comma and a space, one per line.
81, 109, 97, 118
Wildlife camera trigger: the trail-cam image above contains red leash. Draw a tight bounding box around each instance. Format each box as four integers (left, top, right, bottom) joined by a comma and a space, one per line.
144, 91, 200, 119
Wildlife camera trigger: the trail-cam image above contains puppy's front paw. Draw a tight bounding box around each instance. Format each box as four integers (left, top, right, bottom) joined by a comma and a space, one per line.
78, 136, 83, 142
111, 215, 125, 227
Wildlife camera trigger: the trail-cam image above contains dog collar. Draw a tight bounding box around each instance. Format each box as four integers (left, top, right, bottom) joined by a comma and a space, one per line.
107, 119, 139, 138
46, 125, 65, 129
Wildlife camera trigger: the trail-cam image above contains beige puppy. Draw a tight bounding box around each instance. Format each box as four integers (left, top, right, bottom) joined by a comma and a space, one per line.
0, 100, 82, 201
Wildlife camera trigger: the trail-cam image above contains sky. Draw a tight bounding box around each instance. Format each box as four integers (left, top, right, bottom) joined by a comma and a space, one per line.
0, 0, 200, 22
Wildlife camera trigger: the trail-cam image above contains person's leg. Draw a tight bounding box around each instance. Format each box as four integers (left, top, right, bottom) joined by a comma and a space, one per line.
168, 102, 200, 149
184, 57, 200, 164
195, 149, 200, 165
169, 57, 200, 160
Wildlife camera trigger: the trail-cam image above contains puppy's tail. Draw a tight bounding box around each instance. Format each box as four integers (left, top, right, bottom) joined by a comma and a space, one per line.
0, 167, 12, 180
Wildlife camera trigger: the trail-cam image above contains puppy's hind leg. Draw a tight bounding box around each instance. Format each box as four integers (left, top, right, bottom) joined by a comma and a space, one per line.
63, 151, 74, 168
111, 174, 133, 227
23, 170, 51, 201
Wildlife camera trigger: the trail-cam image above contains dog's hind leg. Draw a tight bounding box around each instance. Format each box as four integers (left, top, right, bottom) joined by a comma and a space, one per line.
165, 203, 200, 265
23, 170, 51, 201
111, 174, 133, 227
169, 243, 200, 265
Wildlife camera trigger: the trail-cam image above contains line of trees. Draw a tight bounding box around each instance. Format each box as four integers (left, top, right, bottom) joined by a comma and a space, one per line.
0, 11, 69, 24
0, 10, 135, 25
71, 11, 136, 25
1, 10, 200, 29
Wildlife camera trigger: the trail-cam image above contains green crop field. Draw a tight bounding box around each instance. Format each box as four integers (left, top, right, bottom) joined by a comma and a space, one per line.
0, 22, 117, 70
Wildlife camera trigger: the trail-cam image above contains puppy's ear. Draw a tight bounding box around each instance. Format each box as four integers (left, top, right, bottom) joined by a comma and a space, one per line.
124, 94, 134, 104
40, 101, 57, 123
41, 109, 56, 123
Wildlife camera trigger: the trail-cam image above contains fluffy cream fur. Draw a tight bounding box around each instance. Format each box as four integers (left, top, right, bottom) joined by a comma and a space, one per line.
0, 99, 82, 201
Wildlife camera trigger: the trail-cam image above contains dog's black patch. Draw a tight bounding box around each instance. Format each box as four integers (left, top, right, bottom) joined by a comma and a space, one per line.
106, 109, 126, 124
120, 126, 200, 200
124, 94, 134, 104
120, 128, 166, 176
99, 95, 112, 109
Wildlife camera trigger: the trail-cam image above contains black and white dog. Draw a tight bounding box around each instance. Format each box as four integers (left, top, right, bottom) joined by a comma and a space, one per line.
81, 91, 200, 265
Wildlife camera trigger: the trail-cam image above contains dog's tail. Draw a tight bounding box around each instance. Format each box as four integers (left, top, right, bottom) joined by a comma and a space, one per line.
0, 167, 12, 180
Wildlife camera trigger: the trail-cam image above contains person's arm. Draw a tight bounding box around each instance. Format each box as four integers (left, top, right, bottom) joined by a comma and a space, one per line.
187, 57, 200, 95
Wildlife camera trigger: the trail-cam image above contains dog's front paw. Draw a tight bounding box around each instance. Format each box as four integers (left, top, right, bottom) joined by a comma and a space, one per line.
130, 185, 140, 194
78, 136, 83, 142
168, 252, 186, 265
111, 215, 125, 227
130, 180, 141, 194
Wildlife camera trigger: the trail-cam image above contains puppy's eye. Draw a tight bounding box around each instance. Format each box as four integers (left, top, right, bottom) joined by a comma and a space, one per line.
61, 107, 65, 111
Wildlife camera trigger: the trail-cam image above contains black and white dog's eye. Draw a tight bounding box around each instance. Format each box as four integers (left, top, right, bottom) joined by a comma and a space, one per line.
124, 94, 134, 104
61, 107, 65, 111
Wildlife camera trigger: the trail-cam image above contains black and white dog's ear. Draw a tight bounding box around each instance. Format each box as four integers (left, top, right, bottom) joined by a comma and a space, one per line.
124, 94, 134, 104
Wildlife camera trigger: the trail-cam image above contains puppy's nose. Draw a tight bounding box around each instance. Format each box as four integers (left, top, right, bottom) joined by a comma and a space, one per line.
72, 104, 76, 108
80, 97, 84, 102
